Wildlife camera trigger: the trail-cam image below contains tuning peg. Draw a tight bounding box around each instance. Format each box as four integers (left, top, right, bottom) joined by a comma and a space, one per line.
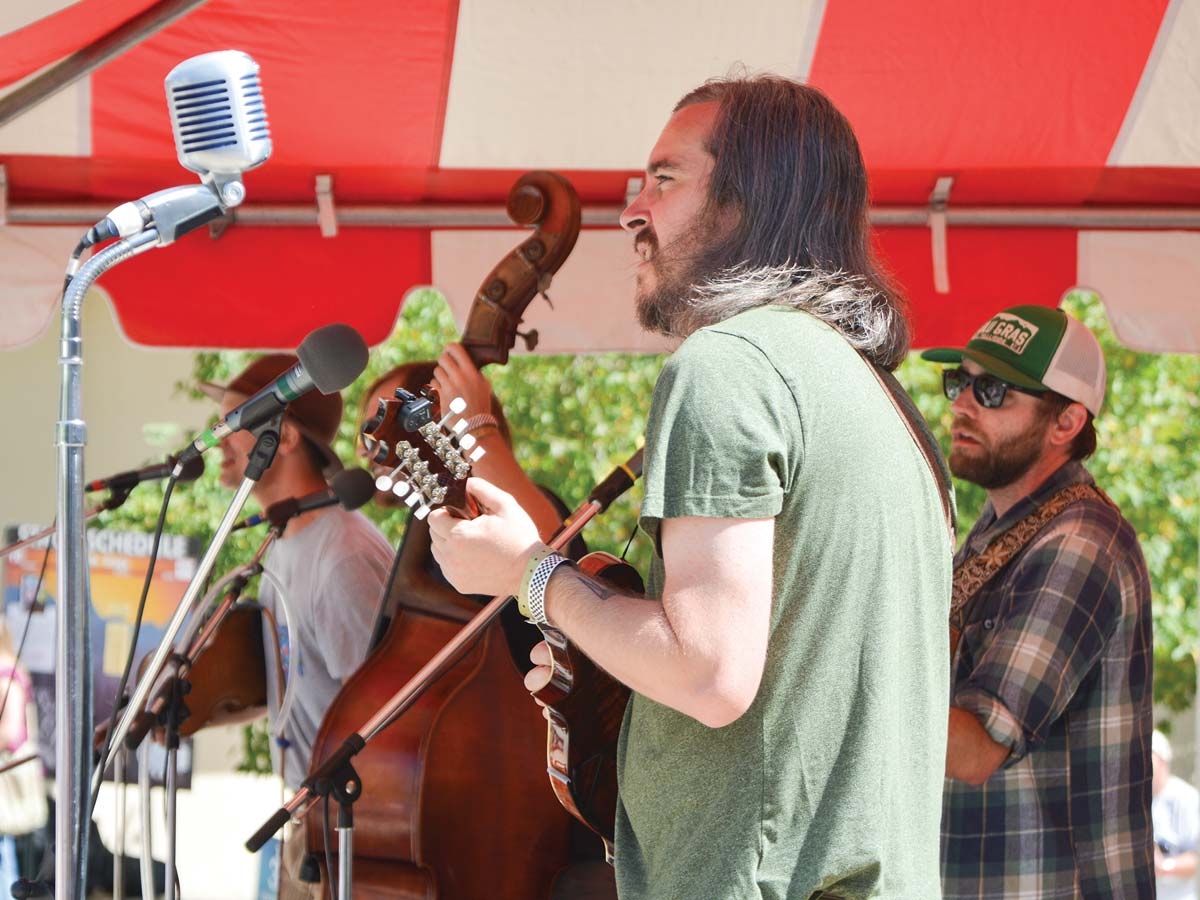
438, 397, 467, 428
517, 328, 539, 352
375, 464, 404, 492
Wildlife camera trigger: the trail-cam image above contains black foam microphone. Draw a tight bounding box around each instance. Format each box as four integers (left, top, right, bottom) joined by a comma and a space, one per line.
86, 455, 205, 493
177, 323, 368, 464
232, 468, 377, 531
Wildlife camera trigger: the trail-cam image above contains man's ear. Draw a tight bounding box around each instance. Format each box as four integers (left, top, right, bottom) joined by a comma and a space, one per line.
1047, 401, 1087, 450
277, 418, 305, 454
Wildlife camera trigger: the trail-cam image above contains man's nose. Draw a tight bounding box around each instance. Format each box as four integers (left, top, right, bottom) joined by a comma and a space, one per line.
951, 387, 977, 415
620, 187, 649, 233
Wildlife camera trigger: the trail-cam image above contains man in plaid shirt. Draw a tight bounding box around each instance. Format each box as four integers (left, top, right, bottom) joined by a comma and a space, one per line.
924, 305, 1155, 899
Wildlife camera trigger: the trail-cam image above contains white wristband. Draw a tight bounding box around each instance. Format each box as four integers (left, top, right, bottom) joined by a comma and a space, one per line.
518, 549, 572, 626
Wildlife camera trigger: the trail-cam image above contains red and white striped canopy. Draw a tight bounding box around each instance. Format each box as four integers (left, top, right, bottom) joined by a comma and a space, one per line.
2, 0, 1198, 353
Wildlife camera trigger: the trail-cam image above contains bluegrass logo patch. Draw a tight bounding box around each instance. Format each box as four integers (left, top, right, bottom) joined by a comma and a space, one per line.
973, 313, 1039, 355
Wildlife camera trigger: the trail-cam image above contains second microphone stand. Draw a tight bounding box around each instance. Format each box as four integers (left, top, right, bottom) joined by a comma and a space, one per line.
93, 416, 284, 898
120, 533, 276, 899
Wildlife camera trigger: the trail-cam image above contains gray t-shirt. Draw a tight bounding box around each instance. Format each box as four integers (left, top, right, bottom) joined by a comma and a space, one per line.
617, 307, 951, 900
259, 506, 393, 788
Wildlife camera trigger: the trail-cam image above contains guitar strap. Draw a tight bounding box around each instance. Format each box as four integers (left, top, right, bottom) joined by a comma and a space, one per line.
862, 360, 957, 547
947, 481, 1111, 656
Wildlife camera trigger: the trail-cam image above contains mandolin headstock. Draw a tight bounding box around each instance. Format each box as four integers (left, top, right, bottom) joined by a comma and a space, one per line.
360, 387, 484, 519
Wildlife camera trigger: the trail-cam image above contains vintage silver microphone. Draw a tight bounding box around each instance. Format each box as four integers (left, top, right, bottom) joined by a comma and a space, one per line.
165, 49, 272, 204
86, 50, 273, 246
55, 50, 271, 900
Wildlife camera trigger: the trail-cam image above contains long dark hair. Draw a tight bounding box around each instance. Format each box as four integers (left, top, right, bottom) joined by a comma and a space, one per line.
676, 76, 910, 369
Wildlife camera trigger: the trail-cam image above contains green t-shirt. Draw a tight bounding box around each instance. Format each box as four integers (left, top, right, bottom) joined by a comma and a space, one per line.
616, 307, 951, 900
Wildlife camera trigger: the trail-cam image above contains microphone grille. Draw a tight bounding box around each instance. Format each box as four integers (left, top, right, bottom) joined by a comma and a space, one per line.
297, 324, 370, 394
176, 454, 206, 484
330, 468, 377, 511
165, 50, 272, 180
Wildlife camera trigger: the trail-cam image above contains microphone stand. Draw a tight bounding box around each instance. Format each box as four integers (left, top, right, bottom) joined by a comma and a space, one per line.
91, 416, 283, 898
136, 743, 155, 900
56, 228, 161, 900
244, 449, 643, 899
113, 749, 126, 900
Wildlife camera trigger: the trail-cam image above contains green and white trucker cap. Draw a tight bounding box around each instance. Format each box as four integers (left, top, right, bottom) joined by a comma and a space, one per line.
921, 305, 1106, 416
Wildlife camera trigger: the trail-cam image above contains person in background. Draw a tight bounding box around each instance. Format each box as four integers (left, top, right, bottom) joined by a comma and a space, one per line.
0, 615, 45, 893
1153, 729, 1199, 900
925, 304, 1155, 899
199, 355, 394, 900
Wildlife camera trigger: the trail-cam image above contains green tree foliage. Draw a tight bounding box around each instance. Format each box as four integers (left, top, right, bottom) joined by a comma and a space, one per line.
103, 287, 1199, 773
897, 291, 1200, 712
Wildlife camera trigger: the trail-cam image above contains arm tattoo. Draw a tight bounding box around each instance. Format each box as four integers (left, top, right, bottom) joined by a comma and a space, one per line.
575, 573, 620, 602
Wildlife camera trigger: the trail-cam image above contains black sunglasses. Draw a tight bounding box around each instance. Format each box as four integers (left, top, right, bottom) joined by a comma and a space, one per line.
942, 367, 1046, 409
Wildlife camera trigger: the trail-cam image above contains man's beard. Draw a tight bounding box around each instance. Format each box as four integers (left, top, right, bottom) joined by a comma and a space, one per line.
635, 218, 726, 337
949, 414, 1048, 490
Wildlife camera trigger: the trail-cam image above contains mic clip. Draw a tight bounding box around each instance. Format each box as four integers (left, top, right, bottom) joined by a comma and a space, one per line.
243, 412, 285, 483
209, 207, 236, 240
98, 487, 135, 513
265, 500, 302, 532
88, 184, 228, 248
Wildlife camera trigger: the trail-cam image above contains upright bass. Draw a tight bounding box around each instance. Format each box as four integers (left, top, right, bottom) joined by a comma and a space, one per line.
304, 171, 590, 899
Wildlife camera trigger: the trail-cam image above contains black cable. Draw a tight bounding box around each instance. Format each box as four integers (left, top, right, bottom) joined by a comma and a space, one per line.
620, 526, 637, 562
61, 235, 92, 298
88, 475, 179, 822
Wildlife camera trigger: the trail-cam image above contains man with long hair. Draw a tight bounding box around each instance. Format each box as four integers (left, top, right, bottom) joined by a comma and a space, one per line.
430, 75, 952, 898
924, 305, 1154, 898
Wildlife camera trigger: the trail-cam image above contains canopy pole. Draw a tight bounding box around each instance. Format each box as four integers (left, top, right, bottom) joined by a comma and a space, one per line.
0, 0, 212, 129
6, 202, 1200, 231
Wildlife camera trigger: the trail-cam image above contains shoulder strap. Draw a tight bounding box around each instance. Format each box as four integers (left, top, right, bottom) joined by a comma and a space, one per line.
863, 361, 957, 546
950, 482, 1108, 625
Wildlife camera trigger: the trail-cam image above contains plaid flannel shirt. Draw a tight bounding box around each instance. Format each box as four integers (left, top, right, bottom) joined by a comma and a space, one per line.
941, 462, 1155, 900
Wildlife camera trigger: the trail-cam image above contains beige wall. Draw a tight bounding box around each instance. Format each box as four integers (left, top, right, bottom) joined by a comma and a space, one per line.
0, 287, 212, 527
